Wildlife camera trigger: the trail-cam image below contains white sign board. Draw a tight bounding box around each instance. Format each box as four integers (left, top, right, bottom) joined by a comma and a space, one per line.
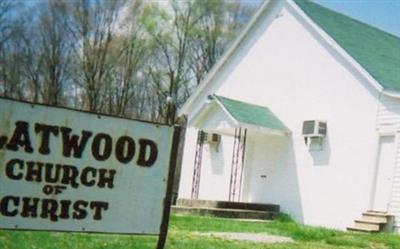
0, 98, 175, 234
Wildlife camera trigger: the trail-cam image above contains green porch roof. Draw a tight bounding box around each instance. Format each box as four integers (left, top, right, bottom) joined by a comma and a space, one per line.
214, 95, 288, 132
295, 0, 400, 92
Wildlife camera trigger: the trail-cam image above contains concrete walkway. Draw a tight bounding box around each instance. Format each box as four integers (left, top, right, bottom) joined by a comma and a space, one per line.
194, 232, 294, 243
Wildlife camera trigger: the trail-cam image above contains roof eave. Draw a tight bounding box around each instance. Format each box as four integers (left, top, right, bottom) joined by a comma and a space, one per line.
214, 95, 290, 135
190, 98, 289, 136
382, 89, 400, 98
214, 97, 241, 127
189, 100, 238, 131
238, 121, 291, 136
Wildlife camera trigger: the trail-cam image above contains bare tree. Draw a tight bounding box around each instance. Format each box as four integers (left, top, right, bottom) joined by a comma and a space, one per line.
37, 0, 73, 106
0, 0, 257, 122
0, 0, 16, 46
0, 0, 24, 99
69, 0, 125, 112
0, 40, 25, 99
189, 0, 256, 86
142, 0, 203, 123
19, 17, 43, 103
142, 0, 256, 123
103, 0, 152, 118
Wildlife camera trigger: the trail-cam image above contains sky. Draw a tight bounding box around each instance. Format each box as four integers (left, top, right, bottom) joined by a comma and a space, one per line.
312, 0, 400, 36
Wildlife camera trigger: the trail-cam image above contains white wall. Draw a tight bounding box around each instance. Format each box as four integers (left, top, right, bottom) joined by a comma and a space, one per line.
377, 95, 400, 231
178, 125, 235, 201
242, 132, 305, 222
178, 105, 237, 201
178, 2, 394, 231
198, 134, 234, 200
215, 5, 381, 230
377, 95, 400, 129
178, 127, 197, 199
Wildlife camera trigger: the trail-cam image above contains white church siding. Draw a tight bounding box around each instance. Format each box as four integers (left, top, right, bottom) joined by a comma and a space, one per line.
377, 94, 400, 231
178, 0, 399, 232
377, 94, 400, 129
389, 135, 400, 232
241, 133, 304, 222
178, 104, 238, 201
178, 130, 235, 201
211, 4, 380, 229
178, 127, 198, 199
196, 133, 235, 201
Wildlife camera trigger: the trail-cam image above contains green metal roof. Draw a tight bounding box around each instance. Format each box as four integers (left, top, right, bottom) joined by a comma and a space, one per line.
295, 0, 400, 92
215, 95, 288, 132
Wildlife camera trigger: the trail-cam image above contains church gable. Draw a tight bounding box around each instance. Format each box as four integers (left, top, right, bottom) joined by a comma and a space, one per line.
180, 0, 400, 117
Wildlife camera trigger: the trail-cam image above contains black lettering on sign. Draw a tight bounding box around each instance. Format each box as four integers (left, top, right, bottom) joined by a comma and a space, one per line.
59, 200, 72, 219
81, 167, 97, 187
91, 133, 112, 161
137, 139, 158, 167
21, 197, 39, 218
115, 136, 135, 163
44, 163, 62, 184
73, 200, 88, 220
41, 199, 59, 222
6, 121, 33, 153
60, 127, 92, 158
0, 196, 19, 217
90, 201, 109, 220
61, 165, 79, 188
0, 197, 109, 221
5, 158, 24, 180
35, 123, 59, 155
0, 135, 7, 149
25, 161, 43, 182
97, 169, 116, 188
42, 185, 54, 195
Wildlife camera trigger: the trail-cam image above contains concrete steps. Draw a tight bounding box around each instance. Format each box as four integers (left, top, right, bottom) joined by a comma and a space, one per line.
347, 211, 393, 233
172, 199, 280, 220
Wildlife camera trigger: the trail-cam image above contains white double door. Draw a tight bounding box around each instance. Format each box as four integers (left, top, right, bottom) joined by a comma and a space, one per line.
372, 135, 396, 212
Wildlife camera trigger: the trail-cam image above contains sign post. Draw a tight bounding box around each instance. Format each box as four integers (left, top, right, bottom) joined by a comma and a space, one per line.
156, 126, 181, 249
0, 97, 180, 243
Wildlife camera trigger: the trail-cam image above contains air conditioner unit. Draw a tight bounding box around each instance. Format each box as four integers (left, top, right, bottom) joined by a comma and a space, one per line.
200, 132, 221, 144
206, 133, 221, 144
302, 120, 327, 137
302, 120, 327, 150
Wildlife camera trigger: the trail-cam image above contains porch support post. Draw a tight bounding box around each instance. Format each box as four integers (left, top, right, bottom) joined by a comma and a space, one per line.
191, 130, 205, 199
229, 128, 247, 202
229, 128, 238, 201
238, 128, 248, 201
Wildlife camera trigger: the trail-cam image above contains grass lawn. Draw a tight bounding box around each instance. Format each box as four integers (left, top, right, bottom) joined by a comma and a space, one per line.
0, 214, 399, 249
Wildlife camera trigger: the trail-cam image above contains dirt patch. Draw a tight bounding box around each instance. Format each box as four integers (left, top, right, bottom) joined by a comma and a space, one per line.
194, 232, 294, 243
235, 219, 272, 223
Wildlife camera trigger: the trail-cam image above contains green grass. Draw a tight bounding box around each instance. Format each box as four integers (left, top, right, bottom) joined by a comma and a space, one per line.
1, 214, 399, 249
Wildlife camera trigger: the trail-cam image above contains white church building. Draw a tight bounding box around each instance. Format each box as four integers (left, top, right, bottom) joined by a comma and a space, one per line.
176, 0, 400, 232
